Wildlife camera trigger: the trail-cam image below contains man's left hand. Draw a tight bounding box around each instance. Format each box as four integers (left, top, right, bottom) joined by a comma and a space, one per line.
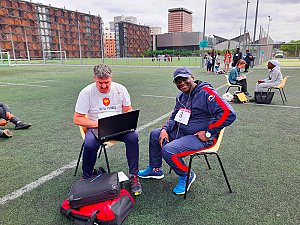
0, 119, 8, 126
194, 131, 209, 142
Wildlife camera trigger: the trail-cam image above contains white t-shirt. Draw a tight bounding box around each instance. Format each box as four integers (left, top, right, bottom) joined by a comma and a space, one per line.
75, 82, 131, 120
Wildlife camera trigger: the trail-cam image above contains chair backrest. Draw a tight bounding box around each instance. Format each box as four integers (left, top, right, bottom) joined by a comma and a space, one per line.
201, 128, 225, 153
225, 75, 231, 86
79, 125, 87, 140
278, 76, 289, 89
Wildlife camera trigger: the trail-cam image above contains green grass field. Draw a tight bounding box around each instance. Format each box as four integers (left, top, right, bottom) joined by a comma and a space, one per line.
0, 63, 299, 225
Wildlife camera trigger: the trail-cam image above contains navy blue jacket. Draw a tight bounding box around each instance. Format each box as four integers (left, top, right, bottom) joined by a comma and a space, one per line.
163, 81, 236, 137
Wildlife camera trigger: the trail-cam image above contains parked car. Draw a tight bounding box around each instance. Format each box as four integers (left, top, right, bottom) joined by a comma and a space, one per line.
274, 50, 284, 58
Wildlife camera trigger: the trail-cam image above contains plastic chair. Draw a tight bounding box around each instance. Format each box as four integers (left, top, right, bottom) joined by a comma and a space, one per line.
169, 128, 232, 199
225, 75, 241, 93
74, 125, 117, 176
267, 76, 289, 105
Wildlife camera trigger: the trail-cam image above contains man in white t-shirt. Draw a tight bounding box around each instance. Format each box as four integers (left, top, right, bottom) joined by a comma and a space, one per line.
74, 64, 142, 195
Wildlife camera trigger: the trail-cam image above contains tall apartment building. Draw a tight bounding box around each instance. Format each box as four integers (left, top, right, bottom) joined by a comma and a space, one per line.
104, 28, 116, 58
0, 0, 103, 59
109, 15, 137, 32
168, 8, 192, 33
115, 22, 150, 58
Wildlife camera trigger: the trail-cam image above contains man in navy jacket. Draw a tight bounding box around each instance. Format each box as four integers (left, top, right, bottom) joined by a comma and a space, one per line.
138, 67, 236, 195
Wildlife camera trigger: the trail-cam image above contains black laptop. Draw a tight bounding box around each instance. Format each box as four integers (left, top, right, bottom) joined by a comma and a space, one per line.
92, 110, 140, 141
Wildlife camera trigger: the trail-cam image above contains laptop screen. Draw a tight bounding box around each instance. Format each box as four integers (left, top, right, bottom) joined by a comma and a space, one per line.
93, 110, 140, 141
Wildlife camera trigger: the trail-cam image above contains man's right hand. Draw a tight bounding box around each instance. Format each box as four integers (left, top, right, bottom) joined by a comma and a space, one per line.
258, 80, 265, 84
159, 129, 169, 147
0, 119, 8, 126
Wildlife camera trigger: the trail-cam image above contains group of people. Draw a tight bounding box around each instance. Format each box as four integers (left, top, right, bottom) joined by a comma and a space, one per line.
228, 59, 283, 98
74, 64, 237, 196
0, 102, 31, 138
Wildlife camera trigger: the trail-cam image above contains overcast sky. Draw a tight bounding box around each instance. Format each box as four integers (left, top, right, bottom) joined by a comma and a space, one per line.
26, 0, 300, 42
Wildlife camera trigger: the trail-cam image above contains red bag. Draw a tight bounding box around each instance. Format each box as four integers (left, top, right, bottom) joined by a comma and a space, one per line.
61, 189, 135, 225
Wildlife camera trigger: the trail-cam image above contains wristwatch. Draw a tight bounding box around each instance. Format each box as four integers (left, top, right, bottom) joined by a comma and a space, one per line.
205, 131, 211, 138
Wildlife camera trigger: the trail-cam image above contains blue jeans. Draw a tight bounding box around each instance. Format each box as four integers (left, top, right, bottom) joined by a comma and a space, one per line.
82, 128, 139, 179
149, 128, 206, 176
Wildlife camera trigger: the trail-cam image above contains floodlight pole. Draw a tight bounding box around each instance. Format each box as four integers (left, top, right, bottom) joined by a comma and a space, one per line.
77, 20, 83, 65
57, 24, 63, 64
243, 0, 250, 51
201, 0, 207, 68
100, 17, 105, 64
267, 16, 271, 44
253, 0, 259, 65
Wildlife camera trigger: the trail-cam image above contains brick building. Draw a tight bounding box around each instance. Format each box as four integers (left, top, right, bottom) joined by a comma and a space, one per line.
115, 22, 151, 58
0, 0, 103, 60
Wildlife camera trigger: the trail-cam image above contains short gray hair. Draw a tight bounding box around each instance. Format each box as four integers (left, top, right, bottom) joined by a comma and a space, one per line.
93, 64, 112, 78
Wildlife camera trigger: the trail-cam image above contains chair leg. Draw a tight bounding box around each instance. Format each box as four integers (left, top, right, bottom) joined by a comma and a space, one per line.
204, 154, 211, 169
225, 87, 230, 93
279, 89, 285, 105
169, 167, 172, 174
214, 153, 232, 193
282, 88, 287, 102
103, 145, 111, 173
74, 142, 84, 176
184, 155, 194, 199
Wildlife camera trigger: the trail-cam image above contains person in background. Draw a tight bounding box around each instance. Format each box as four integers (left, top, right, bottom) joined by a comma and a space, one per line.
223, 50, 232, 73
228, 59, 250, 96
243, 50, 253, 72
214, 63, 225, 74
255, 60, 283, 92
0, 102, 31, 138
211, 48, 216, 69
138, 67, 236, 195
206, 52, 213, 73
73, 64, 142, 196
232, 47, 243, 67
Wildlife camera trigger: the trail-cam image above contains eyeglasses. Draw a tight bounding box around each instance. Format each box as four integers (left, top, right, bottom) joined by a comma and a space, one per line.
173, 77, 189, 84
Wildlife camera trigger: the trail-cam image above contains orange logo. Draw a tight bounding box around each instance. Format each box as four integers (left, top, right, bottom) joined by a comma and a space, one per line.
103, 97, 110, 106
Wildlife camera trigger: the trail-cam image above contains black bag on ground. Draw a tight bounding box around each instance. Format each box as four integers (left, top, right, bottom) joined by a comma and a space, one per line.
255, 91, 274, 104
61, 189, 135, 225
68, 172, 121, 208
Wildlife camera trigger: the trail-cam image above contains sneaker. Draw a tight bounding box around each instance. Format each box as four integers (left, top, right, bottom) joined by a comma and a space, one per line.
2, 129, 13, 138
130, 175, 142, 196
15, 122, 31, 130
138, 166, 164, 179
173, 171, 196, 195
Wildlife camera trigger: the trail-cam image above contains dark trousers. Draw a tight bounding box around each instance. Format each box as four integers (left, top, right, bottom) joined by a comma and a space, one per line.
82, 128, 139, 179
236, 79, 248, 93
0, 104, 20, 124
245, 63, 250, 72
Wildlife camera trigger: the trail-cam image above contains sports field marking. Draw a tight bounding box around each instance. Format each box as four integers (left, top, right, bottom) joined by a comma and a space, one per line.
141, 94, 176, 99
26, 79, 55, 84
0, 111, 172, 206
247, 103, 300, 109
0, 82, 49, 88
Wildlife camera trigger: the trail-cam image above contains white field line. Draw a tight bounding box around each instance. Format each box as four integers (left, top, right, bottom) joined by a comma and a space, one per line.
0, 111, 172, 206
26, 79, 55, 84
0, 82, 49, 88
245, 103, 300, 109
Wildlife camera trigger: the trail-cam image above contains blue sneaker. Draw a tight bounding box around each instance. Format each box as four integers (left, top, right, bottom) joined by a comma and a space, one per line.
138, 166, 164, 179
173, 171, 196, 195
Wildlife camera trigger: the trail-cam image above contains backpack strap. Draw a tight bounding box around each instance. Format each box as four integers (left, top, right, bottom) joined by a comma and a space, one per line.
86, 210, 100, 225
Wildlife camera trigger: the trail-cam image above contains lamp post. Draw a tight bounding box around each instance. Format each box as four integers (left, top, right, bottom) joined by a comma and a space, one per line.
243, 0, 250, 51
201, 0, 207, 68
267, 16, 271, 44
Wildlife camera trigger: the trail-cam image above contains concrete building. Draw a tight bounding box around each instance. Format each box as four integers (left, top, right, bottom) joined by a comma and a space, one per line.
168, 8, 192, 33
104, 28, 116, 58
115, 21, 151, 57
109, 15, 137, 32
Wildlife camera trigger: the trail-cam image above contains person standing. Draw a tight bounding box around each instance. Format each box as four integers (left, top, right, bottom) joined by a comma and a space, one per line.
243, 50, 253, 72
138, 67, 236, 195
232, 47, 243, 67
73, 64, 142, 195
223, 50, 232, 73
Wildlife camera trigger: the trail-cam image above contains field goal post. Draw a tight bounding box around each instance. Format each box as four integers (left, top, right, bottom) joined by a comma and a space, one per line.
0, 51, 11, 66
43, 50, 67, 62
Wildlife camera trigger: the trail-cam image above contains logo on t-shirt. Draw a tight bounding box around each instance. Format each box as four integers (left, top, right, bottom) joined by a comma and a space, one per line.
103, 97, 110, 106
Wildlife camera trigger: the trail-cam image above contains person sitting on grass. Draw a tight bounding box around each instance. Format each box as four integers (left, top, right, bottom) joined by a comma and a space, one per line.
214, 63, 225, 74
0, 102, 31, 138
138, 67, 236, 195
228, 59, 251, 97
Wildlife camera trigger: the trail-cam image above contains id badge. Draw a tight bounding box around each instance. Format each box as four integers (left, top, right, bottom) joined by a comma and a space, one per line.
174, 108, 191, 125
